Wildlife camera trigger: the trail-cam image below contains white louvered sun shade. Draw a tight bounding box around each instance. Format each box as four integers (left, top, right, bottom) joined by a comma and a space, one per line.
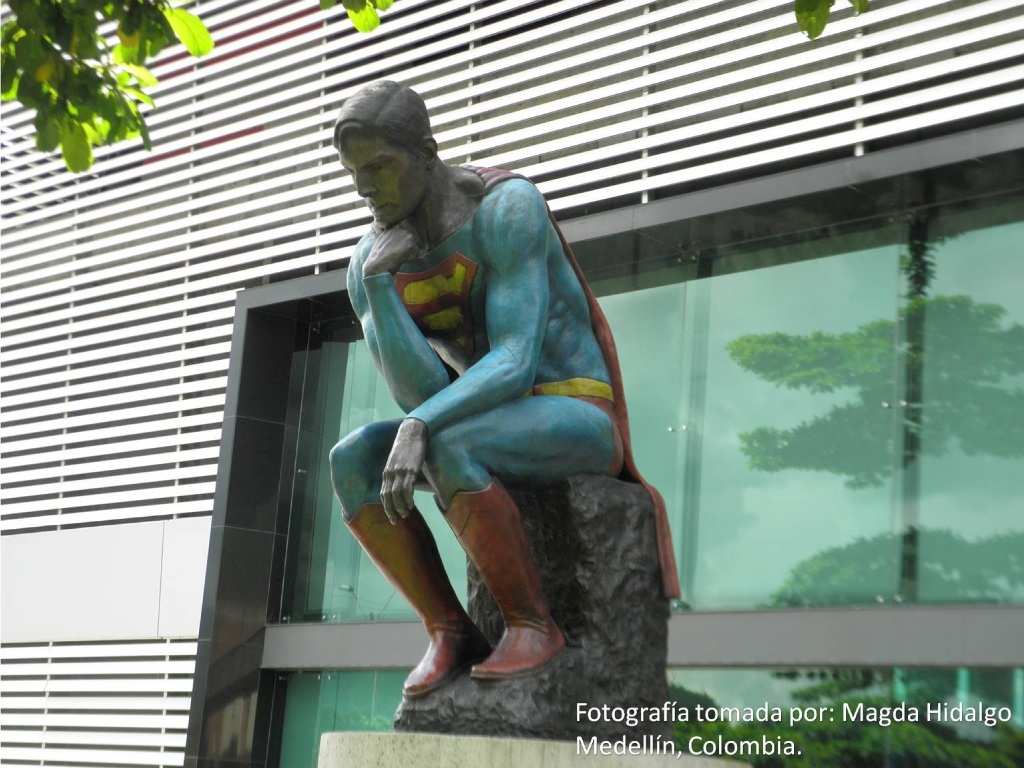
0, 641, 196, 767
3, 0, 1023, 530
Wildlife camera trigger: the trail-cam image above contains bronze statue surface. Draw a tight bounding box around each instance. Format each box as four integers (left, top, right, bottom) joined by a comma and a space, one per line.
328, 80, 679, 706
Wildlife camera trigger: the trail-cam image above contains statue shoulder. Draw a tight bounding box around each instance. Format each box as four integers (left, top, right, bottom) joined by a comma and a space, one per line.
458, 166, 544, 212
485, 175, 541, 201
474, 176, 551, 251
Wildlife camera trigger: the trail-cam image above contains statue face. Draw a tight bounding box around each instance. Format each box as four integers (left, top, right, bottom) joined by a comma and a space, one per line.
339, 129, 429, 228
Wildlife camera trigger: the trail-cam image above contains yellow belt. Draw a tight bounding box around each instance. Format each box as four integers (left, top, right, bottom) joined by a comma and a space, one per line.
531, 377, 614, 401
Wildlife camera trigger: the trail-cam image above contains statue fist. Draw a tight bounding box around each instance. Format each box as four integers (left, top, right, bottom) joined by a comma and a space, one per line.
363, 220, 424, 277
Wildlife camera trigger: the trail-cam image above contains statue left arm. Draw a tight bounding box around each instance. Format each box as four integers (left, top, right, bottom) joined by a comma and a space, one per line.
379, 180, 551, 522
406, 181, 551, 434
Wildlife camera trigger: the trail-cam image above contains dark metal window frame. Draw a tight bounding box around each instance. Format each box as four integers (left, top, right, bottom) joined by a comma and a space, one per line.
185, 118, 1024, 767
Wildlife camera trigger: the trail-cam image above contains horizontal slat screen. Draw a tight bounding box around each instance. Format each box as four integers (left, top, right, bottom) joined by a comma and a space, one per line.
3, 0, 1023, 535
0, 641, 196, 767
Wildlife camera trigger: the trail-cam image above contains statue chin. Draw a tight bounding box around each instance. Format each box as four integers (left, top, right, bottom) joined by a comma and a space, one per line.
369, 201, 396, 221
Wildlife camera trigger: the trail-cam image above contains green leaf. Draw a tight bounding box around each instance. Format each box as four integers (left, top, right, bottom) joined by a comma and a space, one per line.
107, 114, 125, 141
1, 52, 16, 94
795, 0, 834, 39
141, 8, 174, 58
163, 8, 214, 56
2, 20, 24, 49
81, 121, 102, 144
137, 118, 152, 151
59, 119, 93, 172
372, 0, 394, 9
52, 14, 73, 50
347, 3, 380, 32
16, 73, 45, 106
115, 41, 144, 65
2, 74, 20, 101
11, 1, 45, 33
320, 0, 338, 9
122, 85, 154, 107
14, 31, 45, 71
91, 115, 113, 142
36, 116, 59, 152
121, 63, 158, 87
70, 15, 100, 58
849, 0, 869, 13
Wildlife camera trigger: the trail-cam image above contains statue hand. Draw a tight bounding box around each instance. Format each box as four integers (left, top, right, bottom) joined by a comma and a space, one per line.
363, 219, 424, 277
380, 418, 428, 523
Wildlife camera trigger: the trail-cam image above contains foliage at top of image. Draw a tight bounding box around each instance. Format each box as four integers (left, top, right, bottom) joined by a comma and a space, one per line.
2, 0, 864, 174
797, 0, 870, 40
0, 1, 398, 173
1, 0, 214, 172
320, 0, 394, 33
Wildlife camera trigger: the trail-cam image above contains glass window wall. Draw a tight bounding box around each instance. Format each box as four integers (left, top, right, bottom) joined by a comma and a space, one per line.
281, 335, 467, 623
273, 665, 1023, 768
280, 170, 1024, 618
276, 669, 408, 768
667, 666, 1023, 768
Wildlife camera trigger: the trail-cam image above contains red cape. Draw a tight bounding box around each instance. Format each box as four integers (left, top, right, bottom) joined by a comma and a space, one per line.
469, 166, 681, 599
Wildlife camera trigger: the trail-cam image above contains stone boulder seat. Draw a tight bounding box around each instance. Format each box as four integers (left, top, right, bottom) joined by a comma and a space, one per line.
395, 474, 671, 741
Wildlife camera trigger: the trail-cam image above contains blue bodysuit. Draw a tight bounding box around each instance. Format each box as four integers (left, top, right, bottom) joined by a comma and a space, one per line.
334, 170, 679, 599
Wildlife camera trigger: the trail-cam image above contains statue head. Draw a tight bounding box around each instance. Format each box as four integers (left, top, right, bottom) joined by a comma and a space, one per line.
334, 81, 438, 228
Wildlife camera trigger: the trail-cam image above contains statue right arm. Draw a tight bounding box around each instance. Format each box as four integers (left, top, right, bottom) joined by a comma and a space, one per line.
347, 243, 450, 413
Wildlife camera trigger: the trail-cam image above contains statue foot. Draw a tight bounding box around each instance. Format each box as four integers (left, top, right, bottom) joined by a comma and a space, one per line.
470, 621, 565, 680
404, 625, 492, 698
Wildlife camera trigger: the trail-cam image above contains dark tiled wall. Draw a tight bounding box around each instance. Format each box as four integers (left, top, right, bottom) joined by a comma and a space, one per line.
185, 283, 352, 768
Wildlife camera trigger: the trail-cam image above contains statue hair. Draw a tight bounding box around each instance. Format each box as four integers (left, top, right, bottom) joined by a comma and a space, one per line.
333, 80, 433, 155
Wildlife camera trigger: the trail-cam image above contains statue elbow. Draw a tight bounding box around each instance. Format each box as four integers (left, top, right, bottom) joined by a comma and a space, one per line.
500, 356, 536, 397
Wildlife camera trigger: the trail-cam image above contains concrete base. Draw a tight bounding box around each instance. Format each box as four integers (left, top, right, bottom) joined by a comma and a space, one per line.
318, 732, 750, 768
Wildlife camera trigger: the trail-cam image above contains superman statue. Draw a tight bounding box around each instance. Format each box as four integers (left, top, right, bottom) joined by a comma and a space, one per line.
329, 81, 679, 700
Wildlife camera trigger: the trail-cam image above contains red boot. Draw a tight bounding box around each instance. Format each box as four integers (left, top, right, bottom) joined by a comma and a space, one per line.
444, 481, 565, 679
347, 504, 490, 697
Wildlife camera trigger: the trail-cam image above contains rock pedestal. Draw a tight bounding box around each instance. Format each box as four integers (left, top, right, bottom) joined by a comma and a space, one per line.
395, 475, 670, 740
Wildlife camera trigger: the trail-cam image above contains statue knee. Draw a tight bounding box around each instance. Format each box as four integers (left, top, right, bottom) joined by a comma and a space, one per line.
425, 425, 485, 503
329, 424, 386, 519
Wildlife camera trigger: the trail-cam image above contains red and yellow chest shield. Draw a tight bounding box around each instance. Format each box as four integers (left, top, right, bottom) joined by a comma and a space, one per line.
394, 252, 479, 355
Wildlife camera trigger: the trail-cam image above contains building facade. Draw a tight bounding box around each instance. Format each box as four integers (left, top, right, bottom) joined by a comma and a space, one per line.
2, 1, 1023, 766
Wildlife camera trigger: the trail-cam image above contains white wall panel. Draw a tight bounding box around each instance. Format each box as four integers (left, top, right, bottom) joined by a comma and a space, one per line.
159, 516, 212, 639
1, 522, 165, 643
1, 519, 209, 642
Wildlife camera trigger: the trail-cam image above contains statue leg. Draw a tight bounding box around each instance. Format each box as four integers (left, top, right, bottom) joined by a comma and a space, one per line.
443, 479, 565, 679
329, 420, 490, 697
424, 395, 620, 679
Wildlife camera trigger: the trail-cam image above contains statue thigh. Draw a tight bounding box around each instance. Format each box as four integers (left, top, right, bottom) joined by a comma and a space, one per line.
329, 419, 402, 521
424, 395, 618, 506
328, 396, 617, 518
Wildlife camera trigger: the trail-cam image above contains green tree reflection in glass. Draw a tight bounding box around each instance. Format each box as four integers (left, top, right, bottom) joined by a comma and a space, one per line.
726, 210, 1024, 606
770, 529, 1024, 608
727, 294, 1024, 489
670, 669, 1024, 768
